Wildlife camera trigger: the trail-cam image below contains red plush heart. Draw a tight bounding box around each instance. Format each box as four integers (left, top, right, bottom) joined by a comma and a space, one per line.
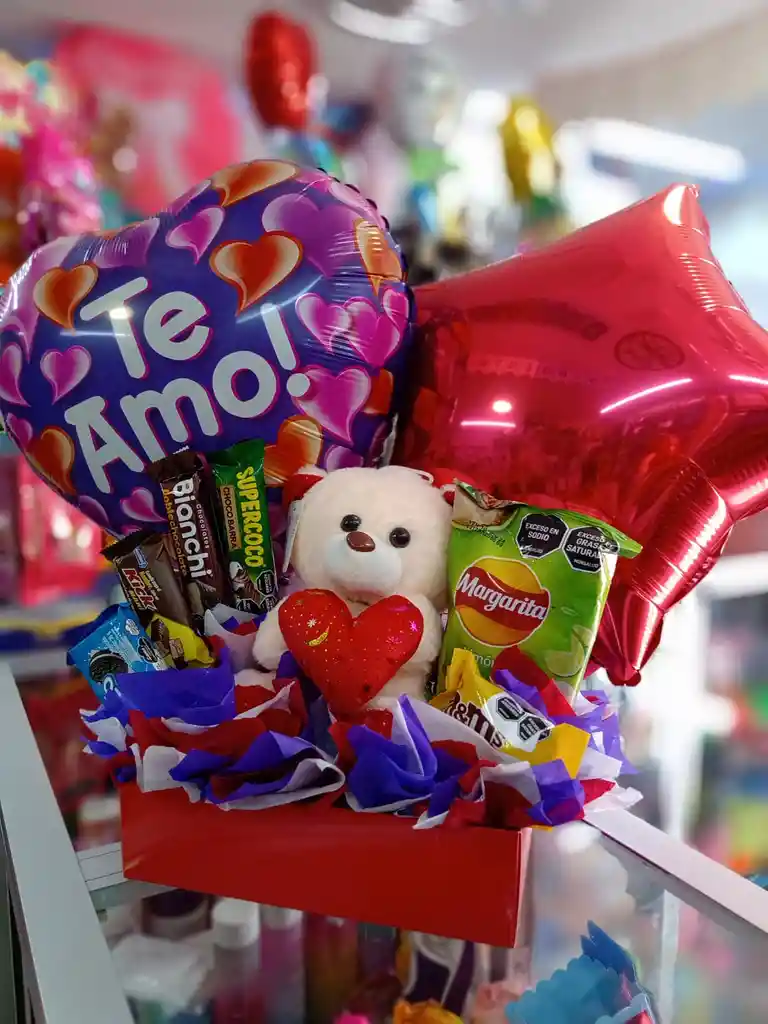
278, 589, 424, 718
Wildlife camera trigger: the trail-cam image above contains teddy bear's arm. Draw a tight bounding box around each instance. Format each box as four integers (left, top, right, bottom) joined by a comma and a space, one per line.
403, 594, 444, 667
251, 600, 289, 670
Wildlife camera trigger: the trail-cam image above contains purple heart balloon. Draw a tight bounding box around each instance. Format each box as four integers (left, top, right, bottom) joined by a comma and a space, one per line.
0, 159, 412, 536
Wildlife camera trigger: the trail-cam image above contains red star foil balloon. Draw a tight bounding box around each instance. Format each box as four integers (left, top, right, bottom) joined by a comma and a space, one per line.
394, 184, 768, 684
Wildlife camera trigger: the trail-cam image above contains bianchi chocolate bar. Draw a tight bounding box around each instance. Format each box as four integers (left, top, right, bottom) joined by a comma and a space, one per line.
148, 450, 231, 621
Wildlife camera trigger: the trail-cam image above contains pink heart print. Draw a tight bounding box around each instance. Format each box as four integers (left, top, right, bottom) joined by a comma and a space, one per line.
94, 218, 160, 269
261, 194, 357, 278
296, 294, 352, 352
77, 496, 111, 528
166, 206, 225, 262
0, 343, 27, 405
4, 413, 33, 449
293, 167, 336, 190
1, 234, 78, 357
294, 171, 388, 231
381, 285, 409, 325
296, 291, 407, 367
324, 445, 364, 472
120, 487, 167, 523
166, 180, 212, 216
345, 299, 404, 368
293, 366, 371, 443
40, 346, 92, 403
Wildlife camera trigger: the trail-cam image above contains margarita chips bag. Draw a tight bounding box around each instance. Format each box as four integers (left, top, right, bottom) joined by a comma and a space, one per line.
440, 484, 641, 695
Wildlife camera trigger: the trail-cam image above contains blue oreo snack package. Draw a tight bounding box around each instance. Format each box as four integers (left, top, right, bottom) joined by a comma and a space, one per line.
67, 603, 165, 701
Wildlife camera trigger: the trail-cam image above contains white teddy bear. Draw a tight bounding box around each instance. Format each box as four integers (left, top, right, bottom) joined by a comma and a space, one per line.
247, 465, 453, 706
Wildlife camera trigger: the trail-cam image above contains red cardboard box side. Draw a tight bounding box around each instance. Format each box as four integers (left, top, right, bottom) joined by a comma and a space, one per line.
120, 786, 523, 945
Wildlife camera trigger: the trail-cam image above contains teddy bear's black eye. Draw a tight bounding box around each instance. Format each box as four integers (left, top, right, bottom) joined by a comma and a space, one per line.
341, 514, 362, 532
389, 527, 411, 548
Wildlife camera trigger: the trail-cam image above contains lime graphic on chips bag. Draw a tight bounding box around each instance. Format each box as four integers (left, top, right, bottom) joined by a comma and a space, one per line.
439, 484, 641, 696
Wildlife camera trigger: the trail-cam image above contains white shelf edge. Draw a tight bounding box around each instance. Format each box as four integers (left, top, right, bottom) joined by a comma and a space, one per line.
586, 806, 768, 939
0, 664, 133, 1023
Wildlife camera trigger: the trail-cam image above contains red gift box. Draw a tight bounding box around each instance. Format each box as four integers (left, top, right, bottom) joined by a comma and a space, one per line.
120, 785, 527, 945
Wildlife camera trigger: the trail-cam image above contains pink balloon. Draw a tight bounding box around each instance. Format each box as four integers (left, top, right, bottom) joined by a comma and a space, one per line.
19, 124, 102, 249
55, 26, 243, 216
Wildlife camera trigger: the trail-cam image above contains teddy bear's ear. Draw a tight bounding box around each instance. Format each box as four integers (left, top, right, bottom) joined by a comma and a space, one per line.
282, 466, 327, 510
281, 467, 327, 574
438, 482, 457, 506
412, 469, 435, 486
425, 469, 460, 505
428, 468, 484, 505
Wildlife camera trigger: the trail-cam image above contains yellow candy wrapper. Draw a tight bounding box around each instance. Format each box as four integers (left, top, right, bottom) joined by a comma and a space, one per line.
147, 614, 214, 669
432, 649, 588, 777
393, 1001, 463, 1024
396, 930, 485, 1019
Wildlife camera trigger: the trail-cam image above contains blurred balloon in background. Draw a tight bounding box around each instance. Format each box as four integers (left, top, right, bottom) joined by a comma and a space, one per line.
24, 59, 70, 120
499, 96, 572, 250
0, 146, 22, 281
244, 14, 349, 182
0, 52, 32, 124
302, 96, 373, 182
499, 96, 558, 207
55, 26, 243, 215
0, 52, 99, 279
12, 58, 102, 247
379, 50, 459, 152
245, 11, 316, 132
378, 50, 461, 263
0, 52, 31, 279
274, 128, 344, 180
353, 123, 409, 226
407, 147, 455, 235
84, 103, 139, 230
321, 99, 373, 153
18, 121, 102, 249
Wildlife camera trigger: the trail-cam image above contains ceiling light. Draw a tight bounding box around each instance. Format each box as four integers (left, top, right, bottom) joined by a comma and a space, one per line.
560, 119, 746, 183
330, 0, 474, 44
420, 0, 475, 26
462, 90, 509, 127
461, 419, 517, 429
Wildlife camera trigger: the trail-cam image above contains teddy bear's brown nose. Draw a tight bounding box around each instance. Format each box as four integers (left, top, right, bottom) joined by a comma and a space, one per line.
346, 531, 376, 553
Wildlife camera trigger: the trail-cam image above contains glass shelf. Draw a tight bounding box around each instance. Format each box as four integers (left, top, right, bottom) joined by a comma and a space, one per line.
695, 582, 768, 877
3, 660, 768, 1023
629, 552, 768, 879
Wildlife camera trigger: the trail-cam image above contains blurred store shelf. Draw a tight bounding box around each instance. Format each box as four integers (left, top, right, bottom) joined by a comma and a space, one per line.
0, 598, 105, 683
701, 552, 768, 599
2, 647, 69, 682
